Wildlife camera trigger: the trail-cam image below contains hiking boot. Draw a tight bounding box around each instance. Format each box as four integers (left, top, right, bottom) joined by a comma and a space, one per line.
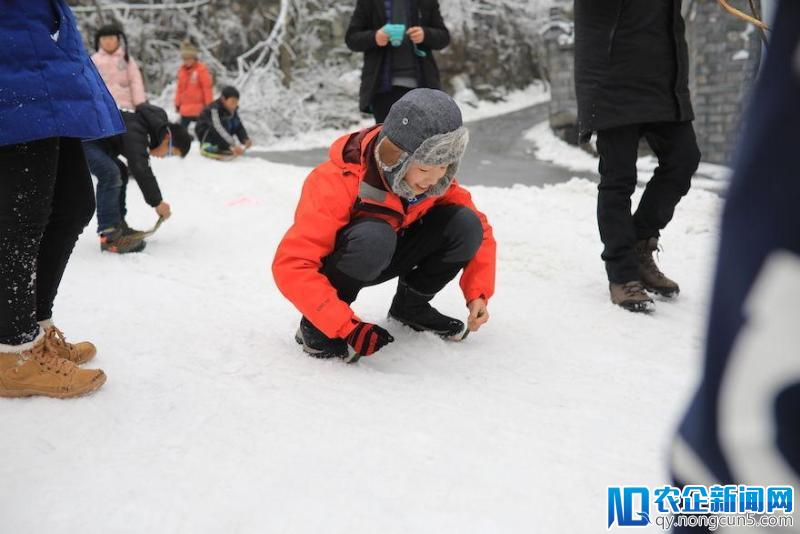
0, 338, 106, 398
388, 281, 465, 338
99, 227, 146, 254
294, 317, 349, 360
42, 326, 96, 365
636, 237, 680, 297
610, 281, 654, 313
120, 220, 147, 240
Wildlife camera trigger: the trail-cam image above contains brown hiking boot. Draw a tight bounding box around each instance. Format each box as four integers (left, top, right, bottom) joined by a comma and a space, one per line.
42, 326, 96, 365
610, 281, 654, 313
100, 227, 146, 254
636, 237, 680, 297
0, 338, 106, 398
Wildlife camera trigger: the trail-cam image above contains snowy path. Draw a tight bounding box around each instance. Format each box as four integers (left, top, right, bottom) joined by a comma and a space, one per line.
0, 151, 722, 533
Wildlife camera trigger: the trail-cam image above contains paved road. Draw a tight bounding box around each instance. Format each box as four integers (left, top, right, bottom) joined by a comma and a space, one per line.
248, 102, 583, 188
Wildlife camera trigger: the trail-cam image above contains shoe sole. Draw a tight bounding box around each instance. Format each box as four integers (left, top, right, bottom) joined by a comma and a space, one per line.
0, 371, 106, 399
387, 313, 467, 340
618, 301, 655, 314
643, 284, 680, 298
101, 241, 147, 254
294, 330, 358, 363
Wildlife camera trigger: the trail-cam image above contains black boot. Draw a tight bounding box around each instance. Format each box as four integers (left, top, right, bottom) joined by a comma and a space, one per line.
294, 317, 349, 359
388, 281, 465, 338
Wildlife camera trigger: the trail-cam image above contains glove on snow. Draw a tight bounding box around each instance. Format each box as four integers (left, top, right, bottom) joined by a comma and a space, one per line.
346, 322, 394, 356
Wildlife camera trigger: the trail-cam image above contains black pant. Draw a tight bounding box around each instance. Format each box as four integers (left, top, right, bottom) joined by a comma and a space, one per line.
180, 116, 198, 130
320, 204, 483, 305
596, 121, 700, 283
0, 138, 95, 345
371, 86, 414, 124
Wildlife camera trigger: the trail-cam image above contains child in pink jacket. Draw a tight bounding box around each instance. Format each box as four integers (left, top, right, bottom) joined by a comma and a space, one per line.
91, 24, 146, 110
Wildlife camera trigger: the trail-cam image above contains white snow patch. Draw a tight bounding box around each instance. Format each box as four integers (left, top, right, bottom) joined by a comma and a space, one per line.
0, 149, 723, 533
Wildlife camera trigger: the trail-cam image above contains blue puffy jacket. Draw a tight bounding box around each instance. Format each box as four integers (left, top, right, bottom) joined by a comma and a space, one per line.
0, 0, 124, 146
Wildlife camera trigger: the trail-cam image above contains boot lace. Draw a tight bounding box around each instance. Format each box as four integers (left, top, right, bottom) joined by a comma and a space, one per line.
23, 338, 75, 376
638, 242, 667, 280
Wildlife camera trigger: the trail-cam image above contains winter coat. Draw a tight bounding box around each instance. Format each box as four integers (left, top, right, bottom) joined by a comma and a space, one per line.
195, 100, 250, 149
345, 0, 450, 113
91, 47, 147, 110
98, 103, 170, 207
574, 0, 694, 142
175, 62, 214, 118
272, 126, 496, 339
0, 0, 124, 147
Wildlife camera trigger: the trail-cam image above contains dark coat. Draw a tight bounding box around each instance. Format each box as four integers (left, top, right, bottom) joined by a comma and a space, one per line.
345, 0, 450, 113
101, 103, 170, 207
0, 0, 124, 146
195, 100, 250, 150
574, 0, 694, 142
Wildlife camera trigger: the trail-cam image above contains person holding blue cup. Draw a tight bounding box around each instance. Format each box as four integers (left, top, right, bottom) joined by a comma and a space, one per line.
345, 0, 451, 124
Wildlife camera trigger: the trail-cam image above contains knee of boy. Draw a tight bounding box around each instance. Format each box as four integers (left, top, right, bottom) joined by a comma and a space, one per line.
337, 219, 397, 281
442, 207, 483, 263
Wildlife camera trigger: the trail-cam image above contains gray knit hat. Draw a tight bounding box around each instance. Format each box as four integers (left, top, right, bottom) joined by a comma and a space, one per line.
377, 88, 469, 199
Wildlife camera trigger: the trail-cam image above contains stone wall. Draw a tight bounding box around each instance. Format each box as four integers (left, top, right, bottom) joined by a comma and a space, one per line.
542, 0, 763, 164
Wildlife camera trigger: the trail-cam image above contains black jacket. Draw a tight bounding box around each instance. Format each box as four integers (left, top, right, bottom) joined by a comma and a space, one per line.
195, 99, 249, 150
574, 0, 694, 142
346, 0, 450, 113
103, 103, 169, 207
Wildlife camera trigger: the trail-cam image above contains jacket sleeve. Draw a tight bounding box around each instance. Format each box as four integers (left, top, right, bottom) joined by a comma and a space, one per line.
211, 107, 237, 147
121, 118, 163, 207
345, 0, 379, 52
421, 0, 450, 50
272, 170, 360, 339
201, 65, 214, 105
438, 182, 496, 303
128, 57, 147, 106
174, 68, 183, 109
235, 117, 249, 144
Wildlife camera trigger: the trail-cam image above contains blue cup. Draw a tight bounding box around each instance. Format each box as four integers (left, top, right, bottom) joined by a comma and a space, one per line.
384, 23, 406, 47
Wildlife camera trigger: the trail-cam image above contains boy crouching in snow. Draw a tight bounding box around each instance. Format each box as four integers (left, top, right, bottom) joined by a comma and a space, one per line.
272, 89, 496, 363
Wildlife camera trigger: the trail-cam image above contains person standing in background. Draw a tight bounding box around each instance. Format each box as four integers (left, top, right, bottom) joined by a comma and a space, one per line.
0, 0, 125, 397
345, 0, 450, 123
91, 23, 147, 110
175, 40, 214, 130
574, 0, 701, 313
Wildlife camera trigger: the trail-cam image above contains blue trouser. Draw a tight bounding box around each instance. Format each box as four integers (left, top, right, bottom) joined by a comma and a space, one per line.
83, 140, 124, 233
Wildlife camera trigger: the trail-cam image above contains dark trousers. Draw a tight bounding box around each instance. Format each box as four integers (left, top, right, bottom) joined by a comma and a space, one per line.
596, 121, 700, 283
320, 204, 483, 306
371, 86, 413, 124
0, 138, 95, 345
180, 116, 198, 130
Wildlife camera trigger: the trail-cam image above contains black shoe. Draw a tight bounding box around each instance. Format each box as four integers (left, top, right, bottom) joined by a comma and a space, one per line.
388, 281, 465, 338
99, 227, 146, 254
294, 317, 349, 360
120, 220, 147, 239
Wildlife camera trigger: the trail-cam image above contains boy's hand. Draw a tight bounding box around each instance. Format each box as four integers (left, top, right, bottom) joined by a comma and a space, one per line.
244, 139, 253, 149
375, 28, 390, 47
467, 298, 489, 332
407, 26, 425, 44
346, 321, 394, 356
232, 145, 245, 156
155, 201, 172, 220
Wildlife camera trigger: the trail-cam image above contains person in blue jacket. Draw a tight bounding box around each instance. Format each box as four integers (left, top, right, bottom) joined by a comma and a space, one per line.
0, 0, 124, 398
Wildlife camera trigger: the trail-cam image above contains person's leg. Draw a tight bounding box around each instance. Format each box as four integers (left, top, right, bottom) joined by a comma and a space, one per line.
371, 86, 413, 124
0, 138, 59, 347
596, 124, 644, 283
180, 116, 196, 129
116, 159, 129, 224
83, 141, 122, 233
634, 121, 700, 240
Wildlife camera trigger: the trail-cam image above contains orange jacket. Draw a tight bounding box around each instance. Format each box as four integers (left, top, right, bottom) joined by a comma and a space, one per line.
174, 62, 213, 117
272, 126, 496, 339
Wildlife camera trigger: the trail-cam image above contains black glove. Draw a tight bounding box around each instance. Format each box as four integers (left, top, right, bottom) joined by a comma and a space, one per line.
346, 322, 394, 356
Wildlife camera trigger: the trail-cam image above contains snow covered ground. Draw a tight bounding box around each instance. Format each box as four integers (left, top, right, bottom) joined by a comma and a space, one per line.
525, 121, 732, 192
0, 145, 724, 533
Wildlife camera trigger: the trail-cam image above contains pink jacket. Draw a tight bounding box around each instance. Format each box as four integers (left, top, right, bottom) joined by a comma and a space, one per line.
91, 48, 146, 110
